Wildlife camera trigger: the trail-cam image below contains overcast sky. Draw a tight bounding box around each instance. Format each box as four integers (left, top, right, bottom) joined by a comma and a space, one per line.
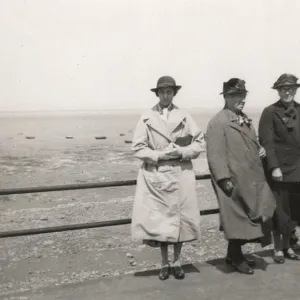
0, 0, 300, 111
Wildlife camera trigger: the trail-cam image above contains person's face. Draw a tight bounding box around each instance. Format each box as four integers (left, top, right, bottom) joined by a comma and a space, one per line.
278, 86, 298, 103
225, 93, 247, 113
157, 87, 175, 108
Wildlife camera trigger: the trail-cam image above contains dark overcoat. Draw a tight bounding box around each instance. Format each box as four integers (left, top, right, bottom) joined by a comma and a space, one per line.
258, 100, 300, 182
206, 109, 276, 241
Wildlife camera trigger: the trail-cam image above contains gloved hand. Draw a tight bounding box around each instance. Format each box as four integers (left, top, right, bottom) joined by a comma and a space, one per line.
272, 168, 283, 182
218, 178, 234, 196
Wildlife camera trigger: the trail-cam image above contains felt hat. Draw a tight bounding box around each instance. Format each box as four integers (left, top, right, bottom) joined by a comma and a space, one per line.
150, 76, 182, 93
220, 78, 248, 95
272, 73, 300, 90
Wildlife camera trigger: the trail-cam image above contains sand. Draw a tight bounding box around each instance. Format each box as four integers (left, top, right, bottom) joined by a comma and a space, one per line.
0, 114, 275, 297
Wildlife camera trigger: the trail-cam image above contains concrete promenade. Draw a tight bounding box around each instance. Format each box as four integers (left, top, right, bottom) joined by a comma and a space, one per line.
3, 249, 300, 300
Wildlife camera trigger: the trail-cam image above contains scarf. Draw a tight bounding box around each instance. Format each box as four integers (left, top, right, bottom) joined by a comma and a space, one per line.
280, 100, 297, 129
157, 103, 174, 121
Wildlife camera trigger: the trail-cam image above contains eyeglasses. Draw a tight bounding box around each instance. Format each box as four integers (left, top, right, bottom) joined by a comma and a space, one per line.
279, 87, 298, 93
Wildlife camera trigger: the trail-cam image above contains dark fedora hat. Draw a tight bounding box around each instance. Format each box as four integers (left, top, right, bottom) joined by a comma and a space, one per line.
272, 73, 300, 90
150, 76, 182, 93
220, 78, 248, 95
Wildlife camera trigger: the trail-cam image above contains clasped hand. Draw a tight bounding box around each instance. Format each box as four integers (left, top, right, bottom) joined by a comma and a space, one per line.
158, 143, 182, 161
272, 167, 283, 182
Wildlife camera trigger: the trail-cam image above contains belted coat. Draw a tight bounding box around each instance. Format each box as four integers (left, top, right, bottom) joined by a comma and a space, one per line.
131, 104, 205, 245
206, 109, 276, 242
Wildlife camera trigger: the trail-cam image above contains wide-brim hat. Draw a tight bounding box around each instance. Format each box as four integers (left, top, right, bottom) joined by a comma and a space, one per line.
150, 76, 182, 93
272, 73, 300, 90
220, 78, 248, 95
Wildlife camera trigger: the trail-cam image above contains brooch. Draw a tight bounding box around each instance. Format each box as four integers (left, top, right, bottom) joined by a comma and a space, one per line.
236, 115, 252, 127
282, 117, 289, 124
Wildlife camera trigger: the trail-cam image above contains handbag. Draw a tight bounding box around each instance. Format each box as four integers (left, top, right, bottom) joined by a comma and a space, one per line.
174, 134, 193, 147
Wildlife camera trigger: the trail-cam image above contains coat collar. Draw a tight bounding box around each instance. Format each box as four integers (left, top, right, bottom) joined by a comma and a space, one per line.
224, 109, 259, 146
273, 100, 300, 145
274, 100, 292, 125
274, 100, 300, 124
142, 104, 186, 141
274, 99, 300, 109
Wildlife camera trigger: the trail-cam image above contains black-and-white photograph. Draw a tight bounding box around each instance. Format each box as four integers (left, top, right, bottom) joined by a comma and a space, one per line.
1, 1, 300, 299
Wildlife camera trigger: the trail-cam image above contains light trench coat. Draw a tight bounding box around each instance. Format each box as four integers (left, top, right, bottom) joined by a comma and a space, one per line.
131, 104, 205, 245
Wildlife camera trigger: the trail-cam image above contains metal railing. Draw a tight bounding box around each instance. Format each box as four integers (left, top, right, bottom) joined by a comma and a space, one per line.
0, 173, 219, 238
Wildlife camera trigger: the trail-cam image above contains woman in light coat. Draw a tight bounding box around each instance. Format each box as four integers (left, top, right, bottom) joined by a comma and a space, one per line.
131, 76, 205, 280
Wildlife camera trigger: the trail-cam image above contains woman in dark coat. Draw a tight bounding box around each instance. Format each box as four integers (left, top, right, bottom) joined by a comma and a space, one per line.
258, 73, 300, 263
206, 78, 276, 275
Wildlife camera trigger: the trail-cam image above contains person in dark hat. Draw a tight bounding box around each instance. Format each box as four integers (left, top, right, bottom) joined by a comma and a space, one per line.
258, 73, 300, 264
206, 78, 276, 275
131, 76, 206, 280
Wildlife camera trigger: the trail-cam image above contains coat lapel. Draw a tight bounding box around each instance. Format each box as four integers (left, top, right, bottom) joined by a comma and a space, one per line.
274, 101, 289, 127
225, 110, 260, 146
166, 106, 186, 134
296, 102, 300, 138
142, 110, 172, 142
142, 105, 187, 142
274, 100, 300, 146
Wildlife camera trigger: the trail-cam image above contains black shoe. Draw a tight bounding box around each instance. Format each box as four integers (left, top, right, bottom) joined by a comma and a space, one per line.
158, 265, 170, 280
226, 256, 256, 267
230, 260, 254, 275
173, 265, 185, 280
283, 249, 300, 261
273, 252, 285, 264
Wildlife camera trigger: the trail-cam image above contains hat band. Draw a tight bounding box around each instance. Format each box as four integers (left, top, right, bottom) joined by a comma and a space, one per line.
222, 88, 248, 95
157, 83, 177, 88
277, 82, 299, 86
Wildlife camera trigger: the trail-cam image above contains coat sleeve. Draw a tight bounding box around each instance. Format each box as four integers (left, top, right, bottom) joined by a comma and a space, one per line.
180, 113, 206, 161
132, 116, 160, 165
206, 118, 231, 182
258, 107, 279, 171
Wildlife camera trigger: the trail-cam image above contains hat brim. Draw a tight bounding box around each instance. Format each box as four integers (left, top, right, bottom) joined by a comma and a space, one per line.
220, 90, 248, 95
272, 83, 300, 90
151, 85, 182, 93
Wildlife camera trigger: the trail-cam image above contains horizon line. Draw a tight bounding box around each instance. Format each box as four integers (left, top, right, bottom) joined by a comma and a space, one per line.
0, 105, 265, 113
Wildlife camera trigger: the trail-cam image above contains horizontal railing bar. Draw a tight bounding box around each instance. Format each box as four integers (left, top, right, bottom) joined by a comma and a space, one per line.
0, 207, 219, 238
0, 218, 132, 238
200, 208, 219, 216
0, 174, 211, 196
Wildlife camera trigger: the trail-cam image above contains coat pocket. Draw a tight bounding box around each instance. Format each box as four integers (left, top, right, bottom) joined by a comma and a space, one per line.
235, 181, 276, 223
144, 168, 179, 193
232, 181, 265, 223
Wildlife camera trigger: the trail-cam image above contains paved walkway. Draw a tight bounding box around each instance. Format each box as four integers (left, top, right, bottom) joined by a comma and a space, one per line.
2, 249, 300, 300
